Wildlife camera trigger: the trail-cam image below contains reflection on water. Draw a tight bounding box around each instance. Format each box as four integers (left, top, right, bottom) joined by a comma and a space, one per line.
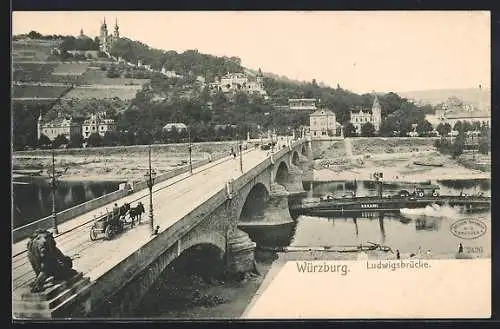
249, 179, 491, 258
12, 177, 123, 228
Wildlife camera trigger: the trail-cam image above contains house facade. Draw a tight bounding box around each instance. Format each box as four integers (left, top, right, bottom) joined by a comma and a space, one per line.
37, 113, 82, 141
349, 95, 382, 134
208, 71, 267, 96
310, 109, 337, 137
82, 112, 116, 138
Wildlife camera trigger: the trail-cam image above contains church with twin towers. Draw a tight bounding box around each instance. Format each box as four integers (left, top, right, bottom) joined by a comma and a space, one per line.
99, 17, 120, 54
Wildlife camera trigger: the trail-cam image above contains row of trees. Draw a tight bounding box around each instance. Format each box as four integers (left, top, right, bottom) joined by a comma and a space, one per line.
37, 123, 259, 150
109, 39, 243, 80
434, 130, 490, 158
59, 36, 100, 52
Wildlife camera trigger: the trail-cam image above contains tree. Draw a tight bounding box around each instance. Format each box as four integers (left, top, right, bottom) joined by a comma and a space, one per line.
451, 131, 466, 158
360, 122, 376, 137
416, 119, 433, 137
103, 131, 120, 146
234, 91, 249, 105
478, 136, 490, 154
86, 133, 103, 147
343, 122, 357, 137
38, 134, 52, 148
27, 30, 43, 39
453, 121, 463, 132
461, 121, 473, 132
436, 122, 452, 137
68, 133, 83, 148
52, 134, 69, 148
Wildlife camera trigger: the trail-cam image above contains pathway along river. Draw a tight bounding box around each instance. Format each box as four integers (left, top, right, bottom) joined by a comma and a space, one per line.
132, 178, 490, 319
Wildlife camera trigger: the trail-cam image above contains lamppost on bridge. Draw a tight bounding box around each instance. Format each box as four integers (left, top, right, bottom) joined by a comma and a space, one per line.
239, 138, 243, 173
188, 126, 193, 175
144, 144, 157, 236
48, 145, 62, 235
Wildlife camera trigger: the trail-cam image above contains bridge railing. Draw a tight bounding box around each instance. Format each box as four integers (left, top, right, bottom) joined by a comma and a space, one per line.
92, 144, 305, 307
91, 187, 229, 309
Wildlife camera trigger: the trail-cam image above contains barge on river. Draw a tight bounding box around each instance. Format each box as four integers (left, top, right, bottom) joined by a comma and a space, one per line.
293, 194, 491, 216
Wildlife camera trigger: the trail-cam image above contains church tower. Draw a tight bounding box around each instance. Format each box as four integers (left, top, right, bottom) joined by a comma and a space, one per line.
371, 94, 382, 132
113, 18, 120, 39
256, 68, 264, 89
99, 17, 108, 52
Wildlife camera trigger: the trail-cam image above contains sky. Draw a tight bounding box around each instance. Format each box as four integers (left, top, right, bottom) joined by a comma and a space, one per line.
12, 11, 491, 94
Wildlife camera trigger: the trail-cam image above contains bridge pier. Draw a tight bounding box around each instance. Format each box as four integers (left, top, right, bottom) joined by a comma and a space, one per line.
226, 228, 257, 275
286, 164, 306, 194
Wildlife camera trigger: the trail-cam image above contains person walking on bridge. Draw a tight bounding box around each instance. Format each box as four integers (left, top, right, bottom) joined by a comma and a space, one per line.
112, 203, 120, 221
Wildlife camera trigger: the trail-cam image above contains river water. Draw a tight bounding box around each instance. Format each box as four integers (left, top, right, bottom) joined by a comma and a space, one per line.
11, 176, 123, 228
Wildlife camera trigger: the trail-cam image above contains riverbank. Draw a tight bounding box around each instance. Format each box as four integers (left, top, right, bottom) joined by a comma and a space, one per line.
312, 138, 490, 182
12, 141, 240, 182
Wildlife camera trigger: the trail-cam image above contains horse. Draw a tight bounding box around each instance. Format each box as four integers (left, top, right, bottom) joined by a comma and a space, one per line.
119, 203, 131, 217
129, 202, 145, 225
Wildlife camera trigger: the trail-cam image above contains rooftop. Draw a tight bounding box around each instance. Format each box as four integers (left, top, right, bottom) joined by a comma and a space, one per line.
311, 109, 335, 116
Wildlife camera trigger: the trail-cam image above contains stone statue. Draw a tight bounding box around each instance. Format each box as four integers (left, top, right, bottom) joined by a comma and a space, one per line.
26, 230, 78, 293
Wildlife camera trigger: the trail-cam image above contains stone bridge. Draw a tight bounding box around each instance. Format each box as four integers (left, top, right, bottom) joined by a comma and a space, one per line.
12, 137, 313, 319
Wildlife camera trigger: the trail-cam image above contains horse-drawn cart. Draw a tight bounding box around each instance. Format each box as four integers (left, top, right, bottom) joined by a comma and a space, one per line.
89, 202, 144, 241
89, 213, 124, 241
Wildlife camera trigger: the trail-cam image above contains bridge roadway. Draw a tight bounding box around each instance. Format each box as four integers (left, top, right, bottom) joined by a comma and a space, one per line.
12, 147, 271, 295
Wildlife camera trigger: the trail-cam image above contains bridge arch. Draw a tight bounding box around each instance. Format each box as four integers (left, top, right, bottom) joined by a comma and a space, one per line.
174, 243, 225, 275
275, 161, 290, 186
291, 151, 300, 166
238, 182, 270, 223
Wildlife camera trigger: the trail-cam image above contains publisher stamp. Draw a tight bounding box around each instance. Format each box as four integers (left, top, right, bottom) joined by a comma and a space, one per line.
450, 218, 487, 240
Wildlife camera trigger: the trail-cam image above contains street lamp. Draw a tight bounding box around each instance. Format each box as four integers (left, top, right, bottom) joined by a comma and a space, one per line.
144, 144, 157, 236
188, 127, 193, 175
239, 139, 243, 173
48, 146, 61, 234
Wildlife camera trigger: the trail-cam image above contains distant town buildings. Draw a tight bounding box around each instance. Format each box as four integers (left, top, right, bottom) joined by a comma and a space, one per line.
208, 71, 267, 97
37, 112, 82, 141
288, 98, 317, 111
433, 95, 491, 128
349, 95, 382, 134
37, 111, 116, 143
309, 109, 338, 137
99, 17, 120, 54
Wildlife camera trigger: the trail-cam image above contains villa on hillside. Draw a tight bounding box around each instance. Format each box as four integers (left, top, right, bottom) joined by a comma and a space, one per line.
82, 112, 116, 138
208, 71, 267, 97
37, 112, 82, 141
349, 95, 382, 134
37, 111, 116, 143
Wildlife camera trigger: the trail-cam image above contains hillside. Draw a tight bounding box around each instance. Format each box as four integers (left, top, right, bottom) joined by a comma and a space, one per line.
398, 88, 491, 110
12, 34, 435, 151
